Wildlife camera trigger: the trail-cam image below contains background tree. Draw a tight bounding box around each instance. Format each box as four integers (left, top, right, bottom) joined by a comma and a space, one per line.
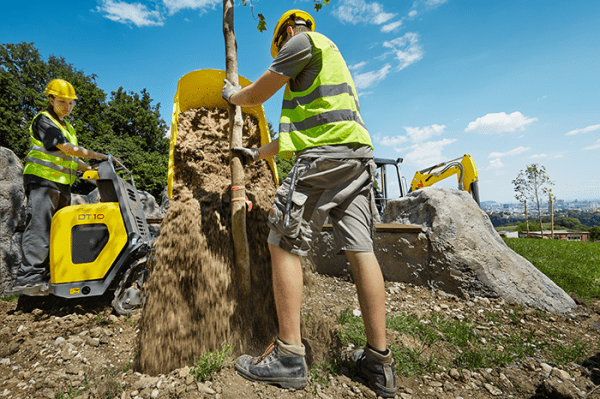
545, 188, 557, 238
0, 42, 169, 201
590, 226, 600, 242
512, 170, 531, 235
0, 43, 49, 157
525, 164, 554, 236
268, 122, 294, 184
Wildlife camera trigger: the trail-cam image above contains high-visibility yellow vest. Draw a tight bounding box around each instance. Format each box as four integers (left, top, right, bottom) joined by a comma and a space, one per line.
23, 111, 79, 186
278, 32, 373, 159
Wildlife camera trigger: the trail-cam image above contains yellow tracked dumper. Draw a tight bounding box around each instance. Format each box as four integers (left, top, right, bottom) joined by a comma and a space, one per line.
11, 156, 153, 315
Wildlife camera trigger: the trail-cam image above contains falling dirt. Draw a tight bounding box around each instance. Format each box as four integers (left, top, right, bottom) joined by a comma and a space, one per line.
136, 107, 281, 375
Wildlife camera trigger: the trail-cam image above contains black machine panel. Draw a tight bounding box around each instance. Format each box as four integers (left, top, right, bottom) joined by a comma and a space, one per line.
71, 224, 110, 264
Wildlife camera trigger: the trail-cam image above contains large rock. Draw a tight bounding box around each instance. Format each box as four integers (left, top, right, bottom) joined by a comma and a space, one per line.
310, 187, 576, 313
0, 147, 26, 293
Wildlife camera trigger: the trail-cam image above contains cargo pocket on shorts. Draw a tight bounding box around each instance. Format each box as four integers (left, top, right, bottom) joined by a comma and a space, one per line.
268, 190, 308, 239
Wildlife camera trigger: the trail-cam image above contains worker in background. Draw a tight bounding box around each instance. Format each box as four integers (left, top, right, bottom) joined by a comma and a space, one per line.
222, 10, 396, 398
11, 79, 109, 293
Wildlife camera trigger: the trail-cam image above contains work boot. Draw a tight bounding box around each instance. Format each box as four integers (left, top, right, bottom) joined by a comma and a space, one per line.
351, 346, 397, 398
6, 282, 49, 296
235, 339, 308, 390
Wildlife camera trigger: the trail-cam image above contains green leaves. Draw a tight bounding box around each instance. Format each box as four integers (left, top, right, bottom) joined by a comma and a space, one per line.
257, 13, 267, 32
314, 0, 331, 12
241, 0, 332, 32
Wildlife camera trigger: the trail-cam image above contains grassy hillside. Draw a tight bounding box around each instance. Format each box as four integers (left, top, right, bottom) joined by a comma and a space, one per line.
504, 238, 600, 300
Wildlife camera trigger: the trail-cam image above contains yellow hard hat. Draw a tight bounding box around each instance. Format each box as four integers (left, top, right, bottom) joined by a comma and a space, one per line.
271, 9, 315, 58
45, 79, 78, 100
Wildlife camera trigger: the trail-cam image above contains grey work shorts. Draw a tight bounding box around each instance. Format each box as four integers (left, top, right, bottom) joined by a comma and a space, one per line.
267, 157, 377, 256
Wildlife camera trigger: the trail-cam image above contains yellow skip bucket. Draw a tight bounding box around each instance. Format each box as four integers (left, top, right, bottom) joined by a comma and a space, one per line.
168, 69, 278, 199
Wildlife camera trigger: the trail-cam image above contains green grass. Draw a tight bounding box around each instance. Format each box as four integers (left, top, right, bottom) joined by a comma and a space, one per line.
336, 307, 592, 378
0, 294, 18, 302
190, 344, 233, 382
504, 238, 600, 299
336, 308, 367, 348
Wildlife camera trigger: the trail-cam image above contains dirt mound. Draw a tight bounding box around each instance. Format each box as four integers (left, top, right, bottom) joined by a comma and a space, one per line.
136, 107, 280, 375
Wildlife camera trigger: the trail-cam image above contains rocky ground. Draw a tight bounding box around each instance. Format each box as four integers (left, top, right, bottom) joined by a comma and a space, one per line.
1, 272, 600, 399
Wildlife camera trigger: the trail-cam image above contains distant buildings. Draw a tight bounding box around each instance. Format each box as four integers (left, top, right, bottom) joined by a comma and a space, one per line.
481, 199, 600, 216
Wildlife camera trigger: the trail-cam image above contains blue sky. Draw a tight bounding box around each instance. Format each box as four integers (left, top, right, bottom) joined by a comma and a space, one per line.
3, 0, 599, 204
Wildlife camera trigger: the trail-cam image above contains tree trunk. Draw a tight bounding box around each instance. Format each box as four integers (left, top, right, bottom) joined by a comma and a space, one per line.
524, 201, 530, 236
536, 192, 544, 235
223, 0, 250, 294
550, 199, 554, 239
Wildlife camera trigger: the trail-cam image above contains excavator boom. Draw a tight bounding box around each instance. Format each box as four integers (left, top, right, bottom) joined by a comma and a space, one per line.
410, 154, 480, 205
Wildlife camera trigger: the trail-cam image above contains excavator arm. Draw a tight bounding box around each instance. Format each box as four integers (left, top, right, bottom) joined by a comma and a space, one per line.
409, 154, 480, 205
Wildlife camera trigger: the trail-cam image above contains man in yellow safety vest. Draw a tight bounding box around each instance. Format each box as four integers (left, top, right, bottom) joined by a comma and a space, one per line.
222, 10, 396, 398
12, 79, 109, 292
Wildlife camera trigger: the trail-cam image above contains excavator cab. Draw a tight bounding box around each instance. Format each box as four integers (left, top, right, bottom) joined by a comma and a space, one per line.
373, 157, 407, 215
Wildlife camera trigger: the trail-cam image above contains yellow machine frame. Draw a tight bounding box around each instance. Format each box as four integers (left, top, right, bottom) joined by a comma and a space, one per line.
50, 202, 127, 286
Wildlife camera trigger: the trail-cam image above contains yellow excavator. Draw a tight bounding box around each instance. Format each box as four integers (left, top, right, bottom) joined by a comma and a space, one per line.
374, 154, 480, 214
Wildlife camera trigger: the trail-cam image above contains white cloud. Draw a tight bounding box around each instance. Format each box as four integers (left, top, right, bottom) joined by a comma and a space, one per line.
333, 0, 396, 25
465, 112, 538, 134
404, 124, 446, 142
404, 138, 458, 168
488, 146, 529, 158
584, 139, 600, 151
96, 0, 219, 26
489, 158, 504, 169
565, 124, 600, 136
530, 153, 547, 159
372, 133, 408, 148
348, 61, 368, 72
383, 32, 423, 71
162, 0, 219, 15
408, 10, 418, 18
425, 0, 448, 7
374, 124, 455, 169
352, 64, 392, 89
96, 0, 163, 26
381, 20, 403, 33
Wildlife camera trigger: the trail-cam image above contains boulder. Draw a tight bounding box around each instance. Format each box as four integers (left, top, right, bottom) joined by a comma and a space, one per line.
310, 186, 576, 313
0, 147, 26, 292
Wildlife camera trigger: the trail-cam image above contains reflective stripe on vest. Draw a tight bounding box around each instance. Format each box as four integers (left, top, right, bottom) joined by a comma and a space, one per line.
23, 111, 79, 186
278, 32, 372, 159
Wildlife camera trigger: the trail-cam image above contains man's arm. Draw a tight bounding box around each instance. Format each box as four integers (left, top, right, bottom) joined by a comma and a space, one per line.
76, 158, 94, 172
229, 70, 290, 107
56, 142, 107, 161
257, 138, 280, 159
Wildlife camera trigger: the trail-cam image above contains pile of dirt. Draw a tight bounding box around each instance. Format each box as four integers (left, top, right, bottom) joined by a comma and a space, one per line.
136, 107, 281, 375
